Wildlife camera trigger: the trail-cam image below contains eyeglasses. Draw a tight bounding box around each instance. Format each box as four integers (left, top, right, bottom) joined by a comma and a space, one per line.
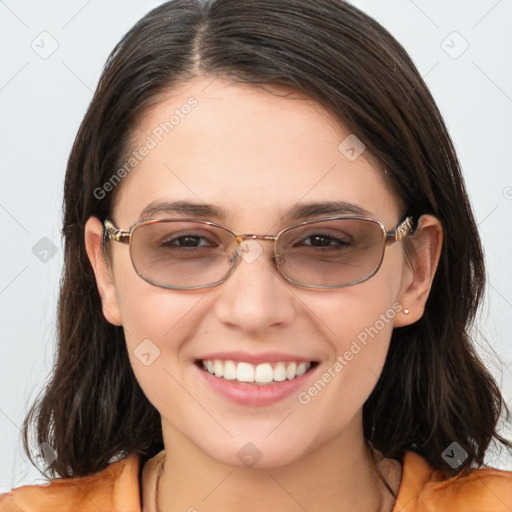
103, 215, 416, 290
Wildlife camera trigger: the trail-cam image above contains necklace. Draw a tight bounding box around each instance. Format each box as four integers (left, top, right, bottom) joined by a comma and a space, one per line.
155, 453, 166, 512
154, 444, 397, 511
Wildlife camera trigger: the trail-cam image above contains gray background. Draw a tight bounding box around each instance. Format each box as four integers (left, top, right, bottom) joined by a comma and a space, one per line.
1, 0, 511, 491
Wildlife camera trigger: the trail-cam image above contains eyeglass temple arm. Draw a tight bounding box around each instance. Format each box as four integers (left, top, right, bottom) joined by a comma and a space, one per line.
385, 216, 416, 244
104, 220, 130, 244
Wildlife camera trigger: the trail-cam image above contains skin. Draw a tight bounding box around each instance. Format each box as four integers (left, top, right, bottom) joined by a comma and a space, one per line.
85, 76, 442, 512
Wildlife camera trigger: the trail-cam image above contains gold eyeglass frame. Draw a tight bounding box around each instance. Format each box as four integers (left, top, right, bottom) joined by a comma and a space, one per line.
103, 215, 416, 290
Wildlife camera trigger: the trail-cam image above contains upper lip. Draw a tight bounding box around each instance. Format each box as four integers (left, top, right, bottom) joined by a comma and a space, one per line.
197, 351, 317, 365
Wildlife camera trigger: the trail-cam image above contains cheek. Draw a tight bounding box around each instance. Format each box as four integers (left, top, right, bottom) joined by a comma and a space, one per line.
117, 282, 206, 354
110, 246, 201, 341
111, 250, 207, 374
310, 295, 398, 395
293, 299, 398, 449
296, 256, 403, 413
116, 282, 210, 417
308, 254, 402, 352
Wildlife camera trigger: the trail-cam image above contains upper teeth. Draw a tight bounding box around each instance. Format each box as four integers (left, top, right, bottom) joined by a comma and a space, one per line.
202, 359, 311, 384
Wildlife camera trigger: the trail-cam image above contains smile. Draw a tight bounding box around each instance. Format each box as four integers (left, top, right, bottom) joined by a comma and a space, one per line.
197, 359, 318, 385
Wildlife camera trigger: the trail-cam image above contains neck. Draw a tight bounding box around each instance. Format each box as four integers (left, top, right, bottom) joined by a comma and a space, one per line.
148, 420, 400, 512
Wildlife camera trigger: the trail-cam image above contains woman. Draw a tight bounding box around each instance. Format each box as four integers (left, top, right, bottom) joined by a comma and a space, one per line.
1, 0, 511, 511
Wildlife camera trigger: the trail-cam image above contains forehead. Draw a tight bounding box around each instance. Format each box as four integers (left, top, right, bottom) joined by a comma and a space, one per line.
111, 76, 400, 228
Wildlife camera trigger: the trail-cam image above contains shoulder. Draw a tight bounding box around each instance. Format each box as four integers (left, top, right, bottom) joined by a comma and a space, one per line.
394, 450, 512, 511
0, 454, 141, 512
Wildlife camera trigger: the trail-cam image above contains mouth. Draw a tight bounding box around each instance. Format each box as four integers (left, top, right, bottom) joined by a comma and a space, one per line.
195, 358, 319, 386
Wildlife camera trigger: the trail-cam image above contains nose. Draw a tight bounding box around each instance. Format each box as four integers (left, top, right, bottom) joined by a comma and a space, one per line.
213, 238, 297, 335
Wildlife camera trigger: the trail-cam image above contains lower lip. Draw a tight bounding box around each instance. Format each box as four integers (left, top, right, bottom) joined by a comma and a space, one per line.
195, 363, 318, 406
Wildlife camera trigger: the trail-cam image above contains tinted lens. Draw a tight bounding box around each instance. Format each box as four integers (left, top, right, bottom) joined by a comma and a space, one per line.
276, 218, 385, 287
130, 221, 236, 288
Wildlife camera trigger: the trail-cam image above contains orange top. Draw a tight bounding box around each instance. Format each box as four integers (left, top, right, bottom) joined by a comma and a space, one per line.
1, 451, 511, 511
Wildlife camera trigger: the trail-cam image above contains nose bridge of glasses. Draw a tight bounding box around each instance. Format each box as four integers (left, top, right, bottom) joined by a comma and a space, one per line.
232, 234, 282, 265
235, 234, 278, 244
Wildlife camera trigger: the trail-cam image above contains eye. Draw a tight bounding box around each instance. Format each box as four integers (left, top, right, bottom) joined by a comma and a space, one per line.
163, 235, 214, 248
299, 233, 351, 248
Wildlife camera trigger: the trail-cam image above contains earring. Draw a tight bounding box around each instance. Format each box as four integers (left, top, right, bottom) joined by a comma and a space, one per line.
403, 309, 410, 314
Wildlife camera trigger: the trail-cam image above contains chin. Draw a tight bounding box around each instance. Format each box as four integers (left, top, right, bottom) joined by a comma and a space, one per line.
194, 429, 316, 470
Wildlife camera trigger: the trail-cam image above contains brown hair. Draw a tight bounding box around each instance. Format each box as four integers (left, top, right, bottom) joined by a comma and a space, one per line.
22, 0, 511, 479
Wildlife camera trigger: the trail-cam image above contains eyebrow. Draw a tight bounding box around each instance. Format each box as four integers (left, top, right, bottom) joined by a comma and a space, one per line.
283, 201, 371, 221
137, 200, 372, 223
139, 200, 226, 221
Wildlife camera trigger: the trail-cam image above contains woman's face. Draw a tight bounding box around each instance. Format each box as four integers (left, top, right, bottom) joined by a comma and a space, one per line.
86, 76, 434, 469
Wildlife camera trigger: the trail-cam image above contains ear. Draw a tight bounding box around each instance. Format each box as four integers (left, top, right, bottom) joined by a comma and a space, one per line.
84, 216, 123, 326
394, 214, 443, 327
